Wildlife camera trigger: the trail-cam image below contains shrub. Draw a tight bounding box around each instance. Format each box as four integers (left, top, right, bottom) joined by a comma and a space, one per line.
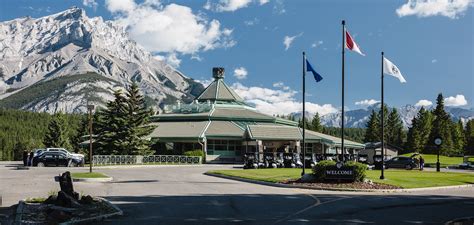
183, 149, 205, 163
312, 160, 336, 181
345, 161, 367, 182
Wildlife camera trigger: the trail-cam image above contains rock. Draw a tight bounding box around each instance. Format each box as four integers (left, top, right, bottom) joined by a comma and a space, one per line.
80, 195, 94, 205
56, 191, 82, 208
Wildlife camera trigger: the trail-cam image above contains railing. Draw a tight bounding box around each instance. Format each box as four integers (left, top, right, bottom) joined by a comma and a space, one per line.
92, 155, 202, 165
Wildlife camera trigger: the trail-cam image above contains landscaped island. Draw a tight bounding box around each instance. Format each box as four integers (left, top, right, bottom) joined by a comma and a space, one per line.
208, 168, 474, 189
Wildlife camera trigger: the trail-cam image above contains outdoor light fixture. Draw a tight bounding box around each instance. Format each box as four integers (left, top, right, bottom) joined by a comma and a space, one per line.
434, 137, 442, 172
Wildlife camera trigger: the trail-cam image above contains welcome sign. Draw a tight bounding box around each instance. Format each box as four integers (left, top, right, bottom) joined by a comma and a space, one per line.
324, 162, 356, 181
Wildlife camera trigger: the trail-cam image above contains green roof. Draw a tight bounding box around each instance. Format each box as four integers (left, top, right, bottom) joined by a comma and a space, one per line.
147, 121, 208, 141
303, 129, 365, 148
196, 78, 244, 103
246, 124, 302, 140
205, 121, 245, 138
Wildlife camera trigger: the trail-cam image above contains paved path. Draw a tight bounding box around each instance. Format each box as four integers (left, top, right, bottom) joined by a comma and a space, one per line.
1, 162, 473, 224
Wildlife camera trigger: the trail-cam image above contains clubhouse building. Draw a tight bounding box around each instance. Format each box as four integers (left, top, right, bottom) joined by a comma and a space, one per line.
148, 68, 364, 163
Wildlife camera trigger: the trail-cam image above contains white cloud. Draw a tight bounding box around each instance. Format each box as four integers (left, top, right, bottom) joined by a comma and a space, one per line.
205, 0, 269, 12
153, 53, 181, 67
311, 40, 324, 48
205, 0, 252, 12
273, 0, 286, 14
231, 83, 338, 116
106, 0, 136, 13
196, 78, 213, 87
431, 59, 438, 63
166, 53, 181, 68
233, 67, 248, 79
283, 33, 303, 51
106, 0, 235, 59
396, 0, 474, 19
444, 94, 468, 106
415, 99, 433, 107
244, 17, 260, 26
83, 0, 98, 10
355, 99, 380, 106
272, 81, 290, 90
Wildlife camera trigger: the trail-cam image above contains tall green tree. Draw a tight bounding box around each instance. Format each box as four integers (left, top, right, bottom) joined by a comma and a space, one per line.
43, 112, 73, 149
364, 110, 379, 143
428, 93, 454, 155
452, 120, 465, 155
123, 82, 155, 155
465, 119, 474, 155
95, 90, 129, 155
311, 113, 323, 132
386, 108, 405, 147
406, 107, 433, 153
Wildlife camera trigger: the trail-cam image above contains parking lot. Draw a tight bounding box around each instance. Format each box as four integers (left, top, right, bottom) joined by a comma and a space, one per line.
1, 162, 474, 224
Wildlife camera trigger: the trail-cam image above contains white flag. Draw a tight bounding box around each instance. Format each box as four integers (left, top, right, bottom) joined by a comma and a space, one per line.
383, 57, 406, 83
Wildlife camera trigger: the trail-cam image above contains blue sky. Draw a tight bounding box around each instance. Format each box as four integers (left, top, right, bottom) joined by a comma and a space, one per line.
1, 0, 473, 115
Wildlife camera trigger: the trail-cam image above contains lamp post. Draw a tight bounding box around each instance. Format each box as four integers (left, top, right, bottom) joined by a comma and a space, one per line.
87, 104, 95, 173
434, 137, 442, 172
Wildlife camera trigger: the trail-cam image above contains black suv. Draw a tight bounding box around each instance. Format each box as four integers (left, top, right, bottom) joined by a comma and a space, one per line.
32, 151, 81, 167
385, 156, 417, 170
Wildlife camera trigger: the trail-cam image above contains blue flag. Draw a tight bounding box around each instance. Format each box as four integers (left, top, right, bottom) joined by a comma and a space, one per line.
306, 59, 323, 82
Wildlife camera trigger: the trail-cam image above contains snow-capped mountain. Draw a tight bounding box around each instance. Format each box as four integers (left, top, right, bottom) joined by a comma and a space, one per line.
292, 104, 474, 129
0, 7, 203, 113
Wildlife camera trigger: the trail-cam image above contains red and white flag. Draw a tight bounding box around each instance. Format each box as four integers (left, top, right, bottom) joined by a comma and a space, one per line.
345, 30, 365, 56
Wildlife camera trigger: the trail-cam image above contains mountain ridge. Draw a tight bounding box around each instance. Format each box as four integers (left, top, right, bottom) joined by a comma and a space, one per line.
291, 104, 474, 129
0, 7, 203, 113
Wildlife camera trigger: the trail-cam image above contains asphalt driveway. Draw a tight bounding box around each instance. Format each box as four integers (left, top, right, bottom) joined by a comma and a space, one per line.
1, 162, 473, 224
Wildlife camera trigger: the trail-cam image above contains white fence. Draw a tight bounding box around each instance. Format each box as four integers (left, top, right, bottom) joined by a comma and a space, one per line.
92, 155, 202, 165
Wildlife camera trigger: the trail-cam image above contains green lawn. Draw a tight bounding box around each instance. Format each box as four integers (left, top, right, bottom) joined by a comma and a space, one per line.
401, 153, 462, 167
208, 168, 474, 189
71, 172, 109, 179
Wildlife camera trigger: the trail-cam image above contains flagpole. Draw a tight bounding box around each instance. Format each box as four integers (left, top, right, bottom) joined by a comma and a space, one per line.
302, 51, 306, 176
341, 20, 345, 162
380, 51, 385, 180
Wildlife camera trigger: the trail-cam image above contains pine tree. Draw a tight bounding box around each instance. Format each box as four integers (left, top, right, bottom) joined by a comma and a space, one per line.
123, 82, 155, 155
311, 113, 323, 132
95, 89, 129, 155
43, 113, 73, 149
406, 107, 432, 153
429, 93, 454, 155
452, 120, 465, 155
387, 108, 405, 147
465, 119, 474, 155
364, 110, 379, 143
376, 104, 389, 142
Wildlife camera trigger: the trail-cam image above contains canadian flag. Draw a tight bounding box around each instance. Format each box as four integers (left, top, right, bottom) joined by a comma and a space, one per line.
345, 30, 365, 56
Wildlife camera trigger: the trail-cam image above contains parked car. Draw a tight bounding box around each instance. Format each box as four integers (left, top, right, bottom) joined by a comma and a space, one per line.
458, 156, 474, 169
385, 156, 417, 170
33, 148, 46, 157
44, 148, 85, 166
32, 151, 83, 167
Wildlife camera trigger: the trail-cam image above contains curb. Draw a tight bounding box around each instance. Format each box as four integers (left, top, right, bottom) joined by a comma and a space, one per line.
60, 197, 123, 225
72, 177, 113, 182
205, 172, 474, 193
14, 200, 25, 225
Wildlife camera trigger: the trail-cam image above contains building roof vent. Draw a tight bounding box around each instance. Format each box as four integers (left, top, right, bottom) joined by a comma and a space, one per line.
212, 67, 225, 80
